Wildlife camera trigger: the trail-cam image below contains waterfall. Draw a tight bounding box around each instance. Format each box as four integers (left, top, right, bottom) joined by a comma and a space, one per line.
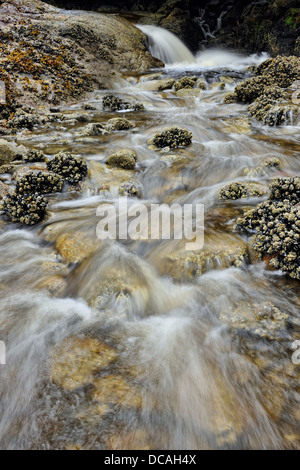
137, 24, 195, 65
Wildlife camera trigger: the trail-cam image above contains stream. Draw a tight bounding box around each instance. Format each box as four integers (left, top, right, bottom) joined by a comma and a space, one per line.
0, 27, 299, 450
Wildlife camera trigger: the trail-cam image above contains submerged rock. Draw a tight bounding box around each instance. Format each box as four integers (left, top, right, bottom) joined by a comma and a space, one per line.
51, 336, 118, 391
175, 88, 201, 98
106, 149, 137, 170
3, 193, 48, 225
47, 152, 87, 184
220, 302, 289, 341
244, 158, 281, 178
148, 127, 192, 149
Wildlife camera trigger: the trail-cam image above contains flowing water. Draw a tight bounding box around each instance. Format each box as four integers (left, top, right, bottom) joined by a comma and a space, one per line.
0, 27, 300, 450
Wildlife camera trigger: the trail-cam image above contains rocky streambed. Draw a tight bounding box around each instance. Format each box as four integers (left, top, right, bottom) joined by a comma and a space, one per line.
0, 0, 300, 451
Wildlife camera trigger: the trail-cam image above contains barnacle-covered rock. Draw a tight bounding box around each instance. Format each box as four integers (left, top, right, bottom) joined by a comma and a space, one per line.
235, 197, 300, 280
78, 123, 109, 137
102, 95, 144, 112
235, 76, 274, 103
3, 193, 48, 225
255, 56, 300, 89
106, 149, 137, 170
269, 177, 300, 205
244, 158, 280, 177
148, 127, 192, 149
248, 86, 297, 125
174, 76, 197, 92
219, 182, 266, 200
224, 92, 237, 104
23, 149, 46, 163
47, 152, 87, 184
105, 118, 134, 131
16, 171, 63, 195
119, 181, 142, 197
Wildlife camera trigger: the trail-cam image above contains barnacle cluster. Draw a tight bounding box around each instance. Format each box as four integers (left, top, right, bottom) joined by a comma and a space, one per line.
102, 95, 144, 112
47, 152, 87, 184
174, 76, 197, 92
16, 171, 64, 195
23, 149, 46, 163
235, 177, 300, 279
219, 182, 265, 200
2, 193, 48, 225
149, 127, 192, 149
233, 56, 300, 126
244, 158, 280, 177
269, 177, 300, 204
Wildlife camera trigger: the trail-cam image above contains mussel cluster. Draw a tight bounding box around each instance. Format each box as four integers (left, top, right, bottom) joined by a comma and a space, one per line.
16, 171, 64, 195
235, 177, 300, 279
3, 193, 48, 225
23, 149, 46, 163
47, 152, 87, 184
149, 127, 192, 149
102, 94, 144, 112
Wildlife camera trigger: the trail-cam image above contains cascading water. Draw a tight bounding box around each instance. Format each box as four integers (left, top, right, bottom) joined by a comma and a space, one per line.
0, 33, 299, 449
137, 24, 196, 65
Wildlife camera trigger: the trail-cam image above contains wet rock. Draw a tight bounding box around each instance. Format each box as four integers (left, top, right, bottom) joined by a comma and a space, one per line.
107, 429, 152, 451
119, 181, 142, 197
0, 139, 24, 165
155, 78, 175, 91
60, 113, 90, 123
195, 78, 207, 90
211, 82, 226, 90
175, 88, 201, 98
0, 0, 162, 130
235, 76, 274, 104
47, 152, 87, 184
12, 164, 47, 182
219, 76, 235, 84
152, 233, 248, 281
23, 148, 46, 163
220, 302, 289, 341
51, 336, 118, 391
105, 118, 134, 131
106, 149, 137, 170
0, 180, 12, 199
92, 375, 143, 409
224, 92, 237, 104
174, 76, 197, 92
244, 158, 281, 178
78, 123, 109, 137
16, 171, 64, 195
102, 94, 144, 111
3, 193, 48, 225
235, 193, 300, 279
222, 116, 252, 134
219, 182, 267, 200
56, 231, 96, 264
248, 86, 297, 125
148, 127, 192, 149
255, 56, 300, 88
